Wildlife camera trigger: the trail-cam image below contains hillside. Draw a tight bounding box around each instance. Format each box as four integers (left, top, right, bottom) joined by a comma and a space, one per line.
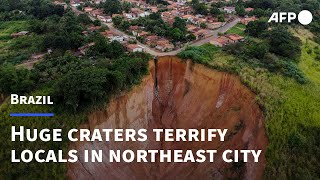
178, 28, 320, 179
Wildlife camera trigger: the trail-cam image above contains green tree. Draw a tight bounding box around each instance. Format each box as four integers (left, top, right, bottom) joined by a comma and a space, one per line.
245, 19, 268, 37
93, 19, 101, 26
191, 0, 208, 15
87, 34, 124, 59
248, 42, 269, 59
170, 28, 183, 42
173, 17, 187, 32
78, 14, 92, 25
112, 16, 124, 27
249, 8, 266, 18
54, 68, 123, 112
268, 26, 301, 60
149, 12, 161, 20
186, 33, 196, 41
103, 0, 122, 15
218, 14, 225, 22
235, 5, 245, 16
210, 7, 221, 16
200, 22, 207, 29
122, 1, 132, 12
0, 64, 35, 95
120, 20, 130, 31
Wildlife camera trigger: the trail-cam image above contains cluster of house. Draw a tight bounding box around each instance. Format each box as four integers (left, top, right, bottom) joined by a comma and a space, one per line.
129, 26, 175, 51
70, 0, 258, 52
78, 25, 146, 55
90, 25, 173, 52
186, 25, 211, 39
210, 34, 245, 47
160, 1, 231, 30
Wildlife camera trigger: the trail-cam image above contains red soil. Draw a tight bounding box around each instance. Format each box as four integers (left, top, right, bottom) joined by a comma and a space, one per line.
67, 56, 268, 180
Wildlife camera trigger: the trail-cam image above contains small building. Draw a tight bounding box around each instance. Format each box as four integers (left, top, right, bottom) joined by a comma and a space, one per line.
97, 15, 109, 22
210, 36, 230, 47
90, 9, 104, 17
105, 16, 112, 23
245, 8, 254, 12
124, 13, 137, 20
210, 34, 245, 47
223, 7, 235, 14
126, 44, 145, 52
207, 22, 223, 29
129, 26, 141, 36
11, 31, 29, 38
145, 35, 159, 45
78, 42, 95, 55
241, 16, 258, 25
224, 34, 244, 43
138, 31, 149, 37
112, 13, 122, 18
84, 7, 94, 13
155, 39, 174, 52
150, 7, 158, 13
194, 29, 211, 39
110, 35, 125, 42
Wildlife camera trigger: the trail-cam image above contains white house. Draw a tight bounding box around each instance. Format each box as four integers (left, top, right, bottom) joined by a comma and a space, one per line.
223, 7, 235, 14
127, 44, 145, 52
138, 11, 150, 18
124, 13, 137, 20
110, 35, 125, 42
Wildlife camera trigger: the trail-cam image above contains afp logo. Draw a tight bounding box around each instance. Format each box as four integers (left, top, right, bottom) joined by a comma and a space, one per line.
268, 10, 313, 25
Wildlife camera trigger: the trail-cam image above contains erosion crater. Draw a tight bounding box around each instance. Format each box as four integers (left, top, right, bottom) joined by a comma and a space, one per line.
67, 56, 268, 180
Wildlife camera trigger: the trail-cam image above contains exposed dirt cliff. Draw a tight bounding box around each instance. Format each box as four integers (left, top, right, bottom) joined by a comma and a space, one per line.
67, 56, 268, 180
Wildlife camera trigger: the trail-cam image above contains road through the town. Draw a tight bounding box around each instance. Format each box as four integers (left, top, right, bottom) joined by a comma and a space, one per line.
72, 7, 240, 56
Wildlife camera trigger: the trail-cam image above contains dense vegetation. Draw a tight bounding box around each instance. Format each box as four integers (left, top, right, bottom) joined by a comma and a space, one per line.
246, 0, 320, 43
226, 26, 306, 83
179, 29, 320, 180
0, 27, 150, 179
0, 0, 88, 65
0, 0, 151, 178
0, 0, 64, 21
0, 21, 39, 64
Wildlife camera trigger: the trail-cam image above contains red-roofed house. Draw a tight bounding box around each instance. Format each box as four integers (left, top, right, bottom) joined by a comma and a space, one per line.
225, 34, 244, 43
155, 39, 174, 52
210, 36, 230, 47
241, 16, 258, 25
245, 8, 254, 12
145, 35, 159, 45
90, 9, 104, 17
78, 42, 95, 55
84, 7, 94, 12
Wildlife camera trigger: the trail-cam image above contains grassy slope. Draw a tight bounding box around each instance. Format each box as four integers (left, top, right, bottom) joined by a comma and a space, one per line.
179, 29, 320, 179
215, 42, 320, 179
0, 21, 41, 65
225, 23, 246, 36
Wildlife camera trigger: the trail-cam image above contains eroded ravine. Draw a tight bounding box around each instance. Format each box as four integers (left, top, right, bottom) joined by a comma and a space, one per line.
67, 56, 268, 180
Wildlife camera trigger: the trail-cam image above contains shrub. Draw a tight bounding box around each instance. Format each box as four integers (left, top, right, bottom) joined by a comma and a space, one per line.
178, 44, 220, 64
